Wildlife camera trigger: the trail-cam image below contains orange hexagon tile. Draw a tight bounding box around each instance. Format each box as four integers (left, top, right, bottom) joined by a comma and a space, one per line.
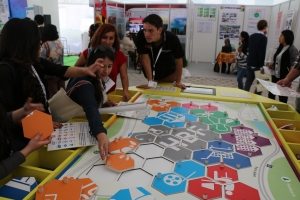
108, 137, 139, 154
106, 153, 134, 172
21, 110, 53, 140
35, 178, 82, 200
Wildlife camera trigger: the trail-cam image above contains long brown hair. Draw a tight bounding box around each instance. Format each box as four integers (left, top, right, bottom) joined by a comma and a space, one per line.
90, 24, 120, 51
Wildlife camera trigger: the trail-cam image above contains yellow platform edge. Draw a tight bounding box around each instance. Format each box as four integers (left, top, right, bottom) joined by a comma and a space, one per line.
0, 90, 140, 200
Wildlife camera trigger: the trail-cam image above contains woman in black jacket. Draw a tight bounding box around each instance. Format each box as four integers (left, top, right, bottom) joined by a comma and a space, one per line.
0, 18, 103, 151
0, 100, 50, 179
268, 30, 298, 103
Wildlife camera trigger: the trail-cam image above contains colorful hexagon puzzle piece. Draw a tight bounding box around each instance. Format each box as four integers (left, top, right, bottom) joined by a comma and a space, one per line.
35, 178, 82, 200
106, 153, 135, 172
35, 177, 97, 200
108, 137, 139, 154
21, 110, 53, 140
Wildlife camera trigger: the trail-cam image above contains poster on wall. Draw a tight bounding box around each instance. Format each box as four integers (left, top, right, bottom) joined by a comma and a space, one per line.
218, 6, 244, 39
247, 8, 266, 35
219, 25, 240, 39
197, 21, 213, 33
107, 6, 125, 39
0, 0, 9, 30
196, 6, 217, 21
284, 10, 295, 30
170, 8, 187, 35
125, 7, 147, 34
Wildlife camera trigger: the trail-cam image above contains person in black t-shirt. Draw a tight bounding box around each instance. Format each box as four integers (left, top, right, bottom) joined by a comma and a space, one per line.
135, 14, 185, 89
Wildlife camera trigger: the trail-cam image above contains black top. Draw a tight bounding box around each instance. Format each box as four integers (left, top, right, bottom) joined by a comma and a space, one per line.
0, 58, 68, 112
221, 45, 232, 53
135, 30, 184, 80
0, 107, 26, 179
0, 151, 25, 179
66, 77, 107, 138
0, 58, 68, 150
272, 45, 298, 78
293, 51, 300, 70
247, 33, 268, 70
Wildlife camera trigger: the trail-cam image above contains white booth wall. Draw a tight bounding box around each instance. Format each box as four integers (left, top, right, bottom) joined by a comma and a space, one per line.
187, 0, 300, 63
27, 0, 60, 32
25, 0, 300, 60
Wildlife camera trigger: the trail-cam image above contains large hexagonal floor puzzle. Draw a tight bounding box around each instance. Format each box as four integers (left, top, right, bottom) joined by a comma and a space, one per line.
61, 94, 300, 200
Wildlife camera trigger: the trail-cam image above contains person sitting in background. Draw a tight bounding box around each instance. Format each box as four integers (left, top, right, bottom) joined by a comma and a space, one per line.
236, 31, 249, 89
0, 18, 104, 152
75, 24, 130, 101
221, 38, 233, 74
67, 46, 115, 160
268, 30, 298, 103
40, 24, 65, 98
0, 99, 50, 179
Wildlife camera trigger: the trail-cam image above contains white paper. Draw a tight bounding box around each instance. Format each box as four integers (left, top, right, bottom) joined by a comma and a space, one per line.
48, 122, 97, 151
219, 91, 252, 99
148, 80, 157, 88
183, 87, 214, 95
116, 102, 149, 119
99, 102, 147, 113
103, 77, 115, 92
256, 78, 300, 97
262, 66, 274, 76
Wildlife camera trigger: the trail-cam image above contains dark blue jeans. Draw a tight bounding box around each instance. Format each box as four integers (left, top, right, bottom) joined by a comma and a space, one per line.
236, 66, 247, 89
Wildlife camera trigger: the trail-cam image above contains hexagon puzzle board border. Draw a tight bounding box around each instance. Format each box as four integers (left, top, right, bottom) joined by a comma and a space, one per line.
61, 94, 300, 200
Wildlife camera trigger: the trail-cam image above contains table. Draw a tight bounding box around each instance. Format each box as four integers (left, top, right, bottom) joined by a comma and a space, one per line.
2, 86, 300, 200
216, 52, 236, 74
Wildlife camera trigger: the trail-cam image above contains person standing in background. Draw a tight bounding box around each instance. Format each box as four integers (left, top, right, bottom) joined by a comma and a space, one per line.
135, 14, 186, 89
236, 31, 249, 89
34, 14, 44, 37
244, 20, 268, 92
277, 51, 300, 113
40, 24, 65, 98
267, 30, 298, 103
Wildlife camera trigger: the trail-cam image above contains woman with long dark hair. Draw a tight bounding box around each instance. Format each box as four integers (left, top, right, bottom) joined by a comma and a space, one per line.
0, 18, 102, 151
67, 46, 115, 160
268, 30, 298, 103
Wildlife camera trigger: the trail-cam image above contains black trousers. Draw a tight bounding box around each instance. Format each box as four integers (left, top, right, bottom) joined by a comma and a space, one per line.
268, 75, 288, 103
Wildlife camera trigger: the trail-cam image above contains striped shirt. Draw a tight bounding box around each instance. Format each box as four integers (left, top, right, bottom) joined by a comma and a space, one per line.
236, 51, 248, 69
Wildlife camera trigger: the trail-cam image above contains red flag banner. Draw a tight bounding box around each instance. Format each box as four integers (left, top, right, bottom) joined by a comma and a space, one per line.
101, 0, 107, 23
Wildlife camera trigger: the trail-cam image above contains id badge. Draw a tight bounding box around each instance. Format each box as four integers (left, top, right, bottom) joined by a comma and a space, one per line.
104, 77, 115, 92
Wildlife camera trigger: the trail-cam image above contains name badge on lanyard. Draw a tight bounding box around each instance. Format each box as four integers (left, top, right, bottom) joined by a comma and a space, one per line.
151, 47, 162, 77
103, 77, 115, 92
